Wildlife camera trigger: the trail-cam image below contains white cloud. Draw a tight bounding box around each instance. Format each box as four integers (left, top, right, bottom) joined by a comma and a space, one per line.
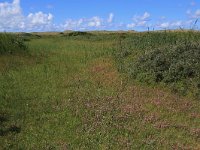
0, 0, 21, 16
88, 16, 102, 27
194, 10, 200, 18
0, 0, 23, 30
187, 9, 200, 19
0, 0, 199, 32
62, 14, 116, 30
25, 12, 54, 31
27, 12, 53, 26
0, 0, 54, 31
13, 0, 19, 5
63, 19, 85, 30
127, 23, 136, 28
140, 12, 150, 20
156, 20, 188, 29
62, 17, 102, 30
171, 21, 182, 27
0, 0, 114, 31
157, 22, 170, 28
127, 12, 151, 28
186, 19, 195, 26
108, 13, 114, 23
132, 12, 150, 22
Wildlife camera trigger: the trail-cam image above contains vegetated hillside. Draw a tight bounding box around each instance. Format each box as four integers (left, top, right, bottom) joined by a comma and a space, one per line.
114, 31, 200, 99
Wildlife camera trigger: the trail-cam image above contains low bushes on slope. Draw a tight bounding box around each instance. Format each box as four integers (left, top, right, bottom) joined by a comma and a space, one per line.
114, 31, 200, 98
0, 33, 28, 54
67, 31, 93, 37
131, 43, 200, 96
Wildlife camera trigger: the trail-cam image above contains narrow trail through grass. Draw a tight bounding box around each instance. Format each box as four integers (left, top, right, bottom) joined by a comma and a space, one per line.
83, 56, 200, 149
1, 35, 200, 149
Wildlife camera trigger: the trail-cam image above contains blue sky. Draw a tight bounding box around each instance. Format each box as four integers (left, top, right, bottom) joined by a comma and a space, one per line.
0, 0, 200, 31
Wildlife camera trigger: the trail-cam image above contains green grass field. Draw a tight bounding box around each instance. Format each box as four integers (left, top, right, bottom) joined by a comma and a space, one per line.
0, 31, 200, 149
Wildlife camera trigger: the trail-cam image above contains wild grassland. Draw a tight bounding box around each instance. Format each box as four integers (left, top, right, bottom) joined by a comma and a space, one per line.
0, 32, 200, 149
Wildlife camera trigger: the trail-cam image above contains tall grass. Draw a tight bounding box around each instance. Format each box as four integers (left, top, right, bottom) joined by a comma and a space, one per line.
0, 33, 27, 54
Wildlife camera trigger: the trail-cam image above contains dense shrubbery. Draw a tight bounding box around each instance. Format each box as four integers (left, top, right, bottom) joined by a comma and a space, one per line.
68, 31, 93, 37
139, 45, 199, 82
115, 31, 200, 98
65, 31, 122, 41
62, 31, 95, 40
0, 33, 28, 54
20, 33, 41, 41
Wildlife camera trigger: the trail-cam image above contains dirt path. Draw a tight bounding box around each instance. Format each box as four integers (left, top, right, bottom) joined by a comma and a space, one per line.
82, 56, 200, 149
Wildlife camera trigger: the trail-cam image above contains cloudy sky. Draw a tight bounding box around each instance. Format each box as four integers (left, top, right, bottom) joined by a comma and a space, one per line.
0, 0, 200, 32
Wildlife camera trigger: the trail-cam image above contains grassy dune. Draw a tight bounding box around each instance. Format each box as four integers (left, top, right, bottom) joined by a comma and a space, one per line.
0, 32, 200, 149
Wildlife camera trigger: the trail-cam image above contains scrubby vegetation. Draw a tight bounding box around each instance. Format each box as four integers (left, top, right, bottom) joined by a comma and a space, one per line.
0, 33, 28, 54
68, 31, 93, 36
114, 31, 200, 98
1, 31, 200, 149
20, 32, 41, 41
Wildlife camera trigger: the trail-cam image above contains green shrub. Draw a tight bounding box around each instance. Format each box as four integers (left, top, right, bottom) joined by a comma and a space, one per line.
0, 33, 28, 54
114, 31, 200, 98
134, 44, 199, 82
68, 31, 93, 37
20, 33, 41, 41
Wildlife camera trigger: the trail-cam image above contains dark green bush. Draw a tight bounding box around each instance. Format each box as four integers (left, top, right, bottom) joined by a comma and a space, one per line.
68, 31, 93, 37
0, 33, 28, 54
114, 31, 200, 98
133, 44, 200, 82
20, 33, 41, 41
